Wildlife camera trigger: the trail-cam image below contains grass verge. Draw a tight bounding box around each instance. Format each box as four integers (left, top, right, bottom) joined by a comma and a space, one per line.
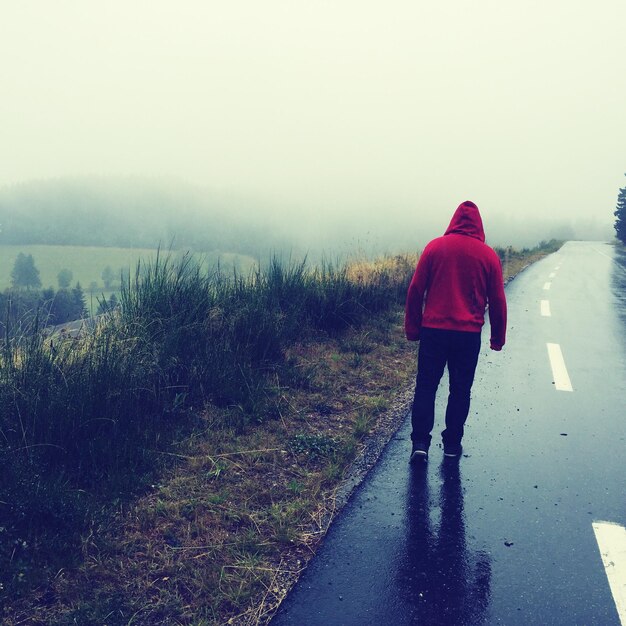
1, 241, 560, 624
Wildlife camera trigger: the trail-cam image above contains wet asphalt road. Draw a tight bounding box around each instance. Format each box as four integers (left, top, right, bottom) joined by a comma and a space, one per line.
271, 242, 626, 626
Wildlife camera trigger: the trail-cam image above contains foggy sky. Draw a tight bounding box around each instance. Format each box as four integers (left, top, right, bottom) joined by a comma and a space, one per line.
1, 1, 624, 241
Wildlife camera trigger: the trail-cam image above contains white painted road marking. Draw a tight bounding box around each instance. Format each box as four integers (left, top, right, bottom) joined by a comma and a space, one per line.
543, 282, 552, 290
549, 272, 556, 278
593, 521, 626, 625
541, 300, 551, 317
546, 343, 573, 391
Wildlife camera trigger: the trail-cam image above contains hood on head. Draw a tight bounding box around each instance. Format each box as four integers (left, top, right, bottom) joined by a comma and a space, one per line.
444, 201, 485, 242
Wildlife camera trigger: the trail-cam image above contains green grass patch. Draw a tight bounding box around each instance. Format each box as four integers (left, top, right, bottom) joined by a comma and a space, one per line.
0, 244, 257, 292
0, 244, 158, 291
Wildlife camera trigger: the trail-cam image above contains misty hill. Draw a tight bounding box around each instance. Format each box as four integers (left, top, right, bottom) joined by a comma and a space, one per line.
0, 177, 613, 260
0, 177, 286, 257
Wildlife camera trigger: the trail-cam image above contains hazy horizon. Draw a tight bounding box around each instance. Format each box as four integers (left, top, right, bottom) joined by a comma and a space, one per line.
1, 1, 624, 245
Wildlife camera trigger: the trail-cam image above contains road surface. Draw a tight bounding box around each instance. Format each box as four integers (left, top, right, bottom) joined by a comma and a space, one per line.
271, 241, 626, 626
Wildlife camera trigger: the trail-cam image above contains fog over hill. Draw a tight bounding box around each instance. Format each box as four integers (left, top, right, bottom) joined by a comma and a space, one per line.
0, 177, 614, 261
0, 177, 275, 256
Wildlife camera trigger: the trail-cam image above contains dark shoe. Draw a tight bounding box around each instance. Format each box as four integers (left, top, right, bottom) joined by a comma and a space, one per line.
410, 442, 429, 463
443, 443, 463, 458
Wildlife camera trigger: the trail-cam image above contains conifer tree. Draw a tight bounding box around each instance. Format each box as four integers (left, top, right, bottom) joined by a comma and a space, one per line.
615, 174, 626, 244
71, 282, 87, 319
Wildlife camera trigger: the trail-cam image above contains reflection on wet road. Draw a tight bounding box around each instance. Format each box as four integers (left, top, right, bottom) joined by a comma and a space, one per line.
397, 463, 491, 625
272, 242, 626, 625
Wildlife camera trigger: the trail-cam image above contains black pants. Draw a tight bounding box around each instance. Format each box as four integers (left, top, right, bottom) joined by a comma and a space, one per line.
411, 327, 482, 448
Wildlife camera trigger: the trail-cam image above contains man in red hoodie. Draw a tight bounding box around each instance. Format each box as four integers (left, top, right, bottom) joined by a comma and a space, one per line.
405, 201, 507, 462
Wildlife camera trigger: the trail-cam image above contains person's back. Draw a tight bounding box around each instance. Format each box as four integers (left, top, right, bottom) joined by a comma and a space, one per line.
405, 201, 507, 462
405, 202, 506, 348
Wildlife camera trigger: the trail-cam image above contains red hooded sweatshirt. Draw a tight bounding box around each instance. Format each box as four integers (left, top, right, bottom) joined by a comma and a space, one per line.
405, 201, 507, 349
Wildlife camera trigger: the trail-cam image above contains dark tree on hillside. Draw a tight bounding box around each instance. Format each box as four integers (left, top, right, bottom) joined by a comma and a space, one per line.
101, 266, 115, 289
71, 282, 87, 319
49, 289, 74, 324
615, 175, 626, 244
0, 289, 44, 338
97, 293, 119, 314
42, 285, 87, 325
11, 253, 41, 289
57, 268, 73, 289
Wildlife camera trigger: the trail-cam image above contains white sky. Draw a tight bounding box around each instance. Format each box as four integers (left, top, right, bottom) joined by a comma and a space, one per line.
1, 0, 624, 235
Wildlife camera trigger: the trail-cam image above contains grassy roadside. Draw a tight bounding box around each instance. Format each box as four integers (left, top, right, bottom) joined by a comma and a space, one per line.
2, 242, 560, 625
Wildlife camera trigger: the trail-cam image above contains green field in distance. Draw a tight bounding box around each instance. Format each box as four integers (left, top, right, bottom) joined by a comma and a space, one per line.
0, 245, 257, 293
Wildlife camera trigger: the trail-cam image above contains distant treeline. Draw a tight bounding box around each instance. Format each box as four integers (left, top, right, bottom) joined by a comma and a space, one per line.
0, 177, 596, 267
0, 285, 87, 339
0, 177, 286, 257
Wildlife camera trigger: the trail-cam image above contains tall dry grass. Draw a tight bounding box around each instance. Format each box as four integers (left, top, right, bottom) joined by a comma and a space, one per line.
0, 252, 416, 601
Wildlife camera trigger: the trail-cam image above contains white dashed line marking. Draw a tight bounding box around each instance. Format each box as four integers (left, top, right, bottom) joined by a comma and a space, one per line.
543, 282, 551, 290
546, 343, 573, 391
541, 300, 551, 317
549, 272, 556, 278
593, 521, 626, 625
